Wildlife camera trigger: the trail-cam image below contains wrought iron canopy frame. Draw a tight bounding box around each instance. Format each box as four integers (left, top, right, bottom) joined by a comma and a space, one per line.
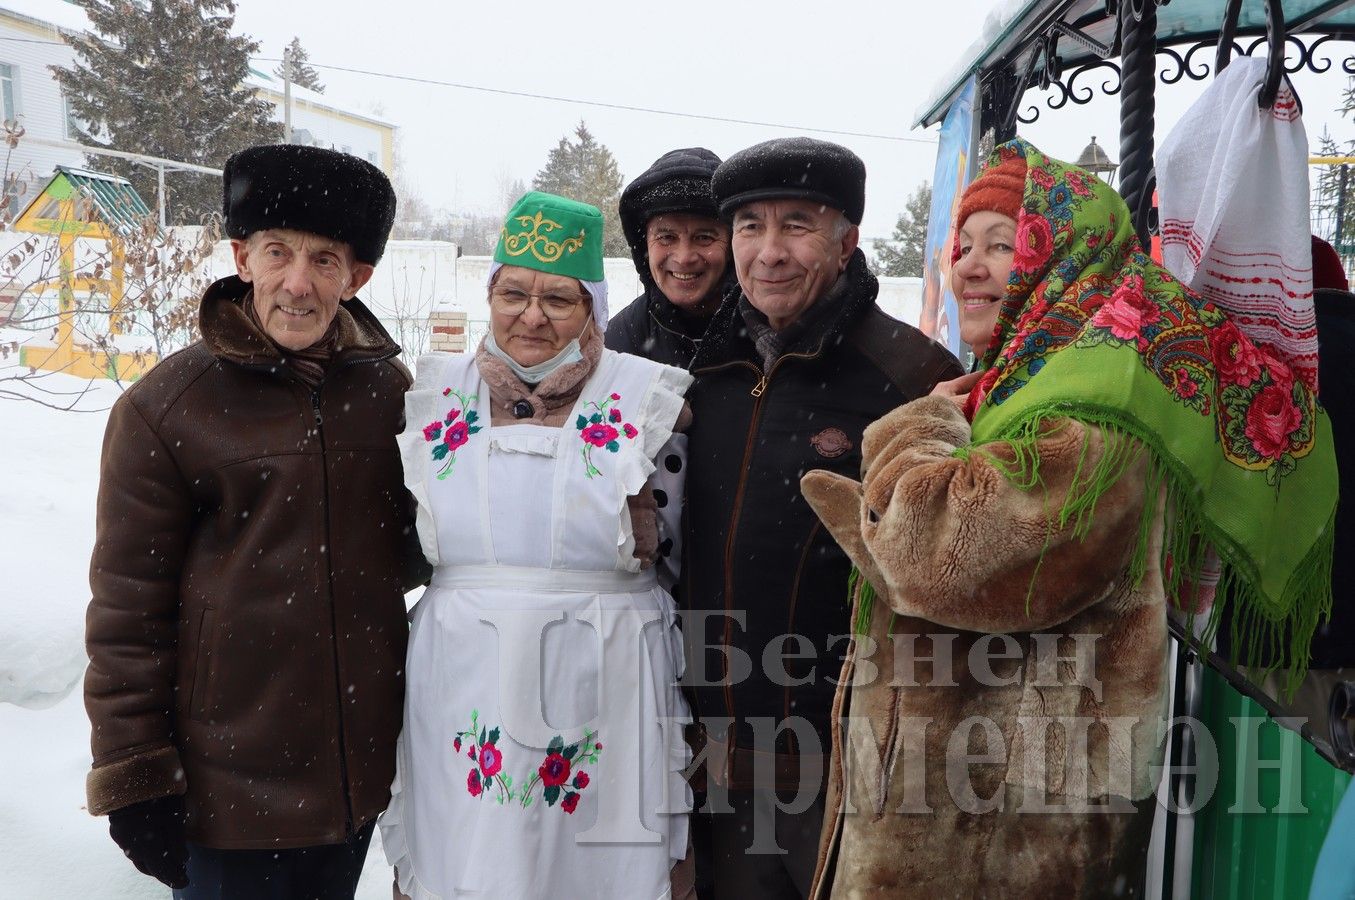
969, 0, 1317, 248
1003, 26, 1355, 129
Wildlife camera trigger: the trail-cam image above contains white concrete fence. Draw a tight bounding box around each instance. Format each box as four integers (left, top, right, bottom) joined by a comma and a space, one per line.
5, 229, 927, 365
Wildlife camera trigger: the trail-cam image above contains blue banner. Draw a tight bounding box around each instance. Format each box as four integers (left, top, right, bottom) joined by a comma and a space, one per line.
921, 75, 978, 359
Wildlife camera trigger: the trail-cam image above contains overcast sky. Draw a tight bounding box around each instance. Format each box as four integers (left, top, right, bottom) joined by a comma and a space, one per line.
227, 0, 1355, 241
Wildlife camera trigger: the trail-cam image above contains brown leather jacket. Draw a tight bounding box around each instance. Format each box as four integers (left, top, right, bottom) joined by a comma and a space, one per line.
85, 275, 428, 850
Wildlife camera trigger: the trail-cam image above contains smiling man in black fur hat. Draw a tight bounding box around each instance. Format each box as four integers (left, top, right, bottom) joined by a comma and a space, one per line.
607, 147, 733, 368
85, 144, 427, 898
681, 137, 962, 899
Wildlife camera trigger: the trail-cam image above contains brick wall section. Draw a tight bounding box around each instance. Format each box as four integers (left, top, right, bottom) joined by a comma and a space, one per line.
429, 309, 468, 353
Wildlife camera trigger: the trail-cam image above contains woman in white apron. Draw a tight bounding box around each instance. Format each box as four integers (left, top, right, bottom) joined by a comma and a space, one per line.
381, 192, 694, 899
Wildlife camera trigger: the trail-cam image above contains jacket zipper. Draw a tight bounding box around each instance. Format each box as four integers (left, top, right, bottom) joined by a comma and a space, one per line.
696, 349, 819, 751
233, 350, 392, 838
715, 360, 765, 746
311, 385, 355, 837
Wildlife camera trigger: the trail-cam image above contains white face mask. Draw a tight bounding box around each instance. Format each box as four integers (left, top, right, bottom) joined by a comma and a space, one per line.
484, 320, 589, 385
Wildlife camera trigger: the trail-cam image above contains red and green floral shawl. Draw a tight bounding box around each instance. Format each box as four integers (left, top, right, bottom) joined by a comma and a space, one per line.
961, 139, 1335, 680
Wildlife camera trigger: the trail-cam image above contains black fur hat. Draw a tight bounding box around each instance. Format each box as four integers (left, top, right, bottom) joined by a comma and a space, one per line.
222, 144, 397, 264
713, 137, 866, 225
619, 147, 722, 275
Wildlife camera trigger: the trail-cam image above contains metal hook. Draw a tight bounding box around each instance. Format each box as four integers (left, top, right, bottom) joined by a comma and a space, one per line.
1216, 0, 1243, 73
1216, 0, 1290, 110
1259, 0, 1288, 108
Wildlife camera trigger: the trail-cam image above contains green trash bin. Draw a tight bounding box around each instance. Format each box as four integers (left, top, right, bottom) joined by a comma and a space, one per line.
1190, 668, 1351, 899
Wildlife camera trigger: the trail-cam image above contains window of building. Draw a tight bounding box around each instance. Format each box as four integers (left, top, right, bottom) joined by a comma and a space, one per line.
0, 64, 17, 124
62, 93, 82, 140
367, 151, 377, 164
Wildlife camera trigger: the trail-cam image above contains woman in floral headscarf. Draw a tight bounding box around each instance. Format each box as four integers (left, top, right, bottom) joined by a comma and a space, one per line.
800, 139, 1336, 898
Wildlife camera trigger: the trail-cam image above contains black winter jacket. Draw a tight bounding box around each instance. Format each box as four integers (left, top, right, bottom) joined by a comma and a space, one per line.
605, 287, 721, 368
1311, 288, 1355, 668
682, 250, 962, 762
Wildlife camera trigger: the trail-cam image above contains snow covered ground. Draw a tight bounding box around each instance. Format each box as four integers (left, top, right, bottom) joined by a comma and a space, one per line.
0, 371, 394, 898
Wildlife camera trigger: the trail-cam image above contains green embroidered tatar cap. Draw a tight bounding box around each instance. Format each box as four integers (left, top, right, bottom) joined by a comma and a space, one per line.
494, 191, 605, 282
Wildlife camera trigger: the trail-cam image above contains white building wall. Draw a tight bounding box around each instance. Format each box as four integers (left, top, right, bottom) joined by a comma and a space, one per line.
0, 2, 396, 211
288, 99, 385, 168
252, 82, 389, 171
0, 13, 83, 202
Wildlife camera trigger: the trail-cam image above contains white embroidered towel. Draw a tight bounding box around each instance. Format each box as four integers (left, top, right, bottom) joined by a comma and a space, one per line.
1157, 56, 1318, 391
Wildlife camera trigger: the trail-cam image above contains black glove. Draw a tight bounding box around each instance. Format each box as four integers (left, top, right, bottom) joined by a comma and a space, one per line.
108, 794, 189, 889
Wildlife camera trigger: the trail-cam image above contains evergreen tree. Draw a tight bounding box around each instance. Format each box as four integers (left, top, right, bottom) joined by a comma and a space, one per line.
874, 182, 931, 277
1313, 127, 1355, 258
498, 175, 527, 213
55, 0, 280, 225
531, 121, 626, 256
1314, 79, 1355, 257
275, 37, 324, 93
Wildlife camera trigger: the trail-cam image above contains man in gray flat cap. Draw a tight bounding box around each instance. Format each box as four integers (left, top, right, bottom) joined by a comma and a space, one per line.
681, 137, 962, 898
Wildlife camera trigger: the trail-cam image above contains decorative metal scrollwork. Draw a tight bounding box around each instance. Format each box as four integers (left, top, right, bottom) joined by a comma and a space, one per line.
1018, 59, 1123, 123
1242, 33, 1314, 74
1240, 31, 1355, 76
1301, 33, 1355, 75
1156, 41, 1216, 84
1013, 30, 1355, 127
1055, 59, 1125, 106
1158, 32, 1355, 83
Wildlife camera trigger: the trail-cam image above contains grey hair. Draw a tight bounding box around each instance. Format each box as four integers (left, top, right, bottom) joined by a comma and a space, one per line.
832, 212, 855, 241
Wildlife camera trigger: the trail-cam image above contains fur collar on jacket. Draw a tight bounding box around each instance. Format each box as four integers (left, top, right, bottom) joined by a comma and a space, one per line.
197, 275, 399, 370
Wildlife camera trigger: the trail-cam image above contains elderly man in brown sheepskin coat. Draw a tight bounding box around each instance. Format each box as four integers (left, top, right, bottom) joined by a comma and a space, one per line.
84, 145, 427, 898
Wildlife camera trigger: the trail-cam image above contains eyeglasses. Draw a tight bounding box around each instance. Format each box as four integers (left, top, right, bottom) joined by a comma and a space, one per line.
489, 286, 588, 320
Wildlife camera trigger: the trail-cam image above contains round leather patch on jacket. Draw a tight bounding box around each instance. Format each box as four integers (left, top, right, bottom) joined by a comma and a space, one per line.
810, 427, 853, 459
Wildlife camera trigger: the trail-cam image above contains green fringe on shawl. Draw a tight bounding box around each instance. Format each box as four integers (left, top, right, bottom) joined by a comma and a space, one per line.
965, 405, 1335, 692
849, 566, 895, 639
851, 566, 876, 637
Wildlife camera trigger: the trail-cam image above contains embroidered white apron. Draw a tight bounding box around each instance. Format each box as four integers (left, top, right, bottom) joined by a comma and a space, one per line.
381, 349, 692, 900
